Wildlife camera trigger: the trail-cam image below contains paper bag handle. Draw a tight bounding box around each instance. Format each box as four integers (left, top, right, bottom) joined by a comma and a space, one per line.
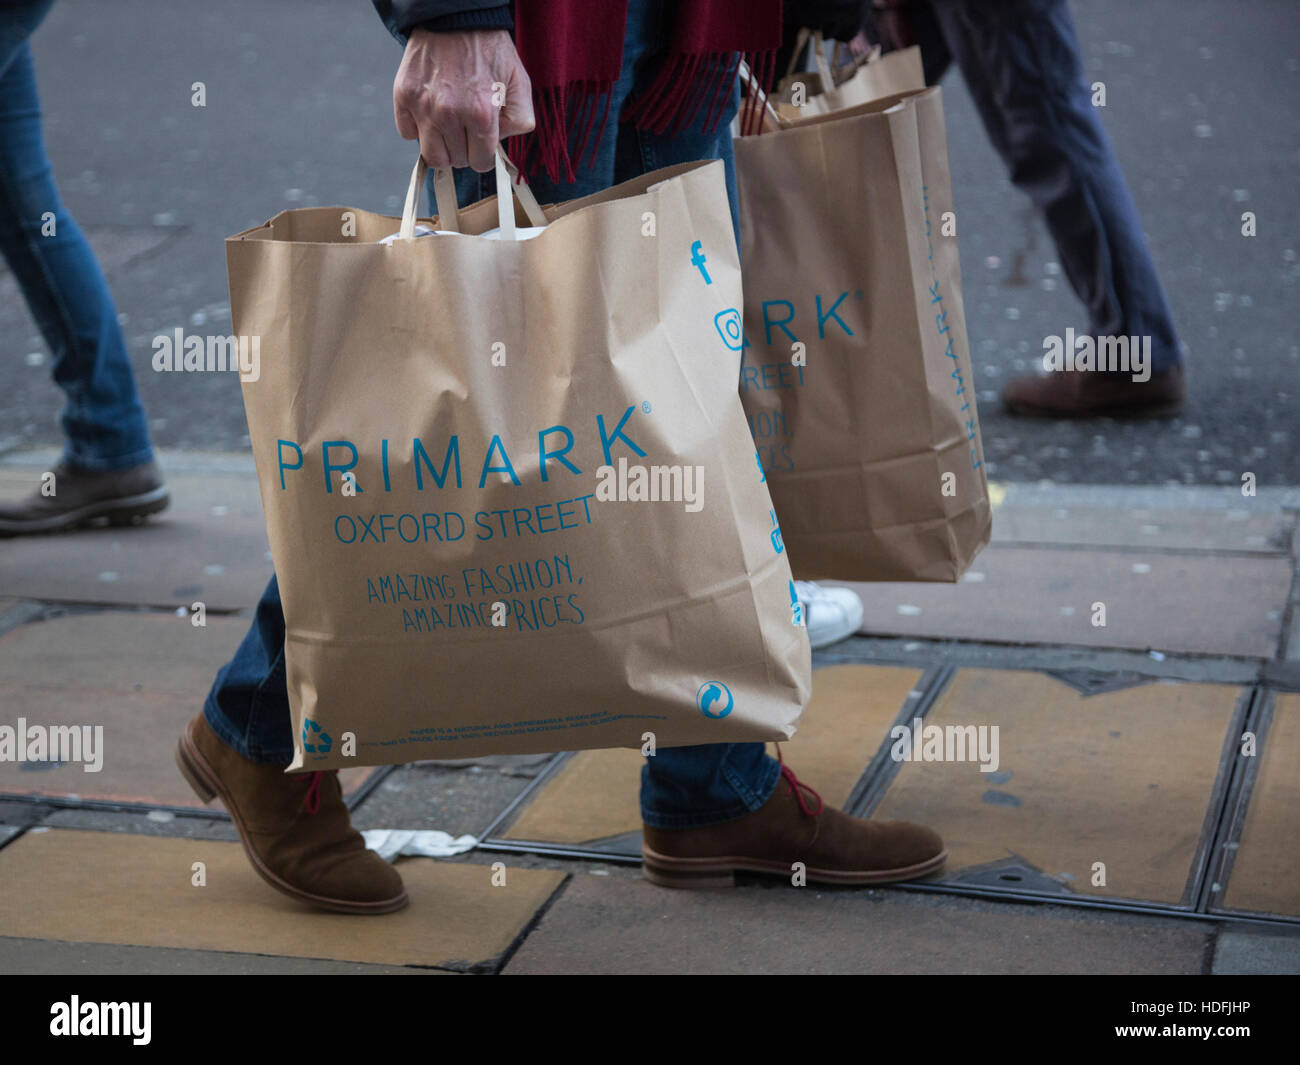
810, 31, 838, 96
786, 29, 862, 87
784, 27, 813, 80
738, 60, 788, 133
399, 147, 547, 240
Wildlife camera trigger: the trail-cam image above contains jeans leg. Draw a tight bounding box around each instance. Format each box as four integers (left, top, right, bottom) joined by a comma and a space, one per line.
933, 0, 1181, 372
641, 743, 782, 829
203, 575, 295, 765
0, 32, 155, 471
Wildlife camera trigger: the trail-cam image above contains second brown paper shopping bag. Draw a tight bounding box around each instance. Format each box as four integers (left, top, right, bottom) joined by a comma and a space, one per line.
735, 86, 992, 580
228, 157, 810, 770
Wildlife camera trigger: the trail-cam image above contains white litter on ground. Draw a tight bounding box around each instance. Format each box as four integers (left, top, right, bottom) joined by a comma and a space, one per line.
362, 829, 477, 861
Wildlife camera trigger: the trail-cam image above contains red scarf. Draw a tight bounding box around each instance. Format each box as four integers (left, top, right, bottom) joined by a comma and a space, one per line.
507, 0, 783, 182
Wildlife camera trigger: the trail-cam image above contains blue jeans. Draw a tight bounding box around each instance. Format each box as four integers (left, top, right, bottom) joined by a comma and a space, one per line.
918, 0, 1181, 373
0, 0, 154, 471
206, 0, 779, 830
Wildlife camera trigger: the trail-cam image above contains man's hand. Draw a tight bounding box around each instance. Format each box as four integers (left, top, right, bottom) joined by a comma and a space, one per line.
393, 28, 534, 173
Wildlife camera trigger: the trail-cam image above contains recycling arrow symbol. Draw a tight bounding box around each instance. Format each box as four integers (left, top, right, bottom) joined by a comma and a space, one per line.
302, 718, 332, 754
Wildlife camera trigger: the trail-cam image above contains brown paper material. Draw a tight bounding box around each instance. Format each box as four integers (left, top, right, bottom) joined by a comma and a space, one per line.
735, 87, 992, 581
227, 159, 810, 770
776, 44, 926, 122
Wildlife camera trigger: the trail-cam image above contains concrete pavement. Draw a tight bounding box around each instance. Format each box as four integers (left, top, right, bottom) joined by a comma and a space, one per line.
1, 449, 1297, 974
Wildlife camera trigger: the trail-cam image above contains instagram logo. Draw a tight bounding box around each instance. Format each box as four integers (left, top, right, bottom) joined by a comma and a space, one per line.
714, 308, 745, 351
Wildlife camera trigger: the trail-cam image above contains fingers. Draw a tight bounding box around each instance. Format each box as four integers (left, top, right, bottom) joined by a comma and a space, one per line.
499, 67, 536, 139
464, 97, 498, 173
418, 123, 454, 170
392, 30, 532, 173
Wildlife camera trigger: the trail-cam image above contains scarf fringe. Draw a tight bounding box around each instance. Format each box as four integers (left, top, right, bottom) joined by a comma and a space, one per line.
737, 48, 776, 136
622, 47, 775, 138
506, 79, 616, 184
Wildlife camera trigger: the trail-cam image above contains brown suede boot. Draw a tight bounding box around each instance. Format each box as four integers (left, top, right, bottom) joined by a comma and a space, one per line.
641, 758, 945, 889
0, 459, 169, 536
1002, 365, 1185, 418
176, 714, 408, 914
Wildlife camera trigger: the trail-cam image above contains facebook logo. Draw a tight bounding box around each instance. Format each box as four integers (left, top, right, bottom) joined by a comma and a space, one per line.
690, 240, 712, 285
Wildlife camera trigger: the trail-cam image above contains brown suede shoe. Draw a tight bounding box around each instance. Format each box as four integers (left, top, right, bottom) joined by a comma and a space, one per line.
0, 459, 169, 536
1003, 365, 1186, 418
176, 714, 408, 914
641, 758, 945, 888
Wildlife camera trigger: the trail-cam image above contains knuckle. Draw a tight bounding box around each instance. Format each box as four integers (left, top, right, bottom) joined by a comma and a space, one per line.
467, 100, 496, 131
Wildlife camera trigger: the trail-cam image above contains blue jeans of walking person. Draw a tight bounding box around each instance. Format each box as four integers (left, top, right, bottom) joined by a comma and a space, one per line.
0, 0, 155, 472
204, 0, 782, 831
916, 0, 1182, 373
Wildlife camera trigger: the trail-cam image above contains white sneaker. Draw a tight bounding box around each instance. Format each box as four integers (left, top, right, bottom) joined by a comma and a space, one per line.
794, 581, 864, 649
790, 582, 863, 650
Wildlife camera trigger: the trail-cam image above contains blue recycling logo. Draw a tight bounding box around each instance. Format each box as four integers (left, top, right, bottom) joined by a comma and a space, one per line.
302, 718, 332, 754
697, 682, 734, 719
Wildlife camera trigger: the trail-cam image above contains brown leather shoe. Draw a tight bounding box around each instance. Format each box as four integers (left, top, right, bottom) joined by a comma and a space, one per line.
1003, 365, 1186, 418
0, 459, 169, 536
176, 714, 408, 914
641, 758, 945, 888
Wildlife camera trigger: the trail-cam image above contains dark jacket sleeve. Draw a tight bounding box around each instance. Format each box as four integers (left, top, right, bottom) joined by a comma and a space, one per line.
372, 1, 513, 44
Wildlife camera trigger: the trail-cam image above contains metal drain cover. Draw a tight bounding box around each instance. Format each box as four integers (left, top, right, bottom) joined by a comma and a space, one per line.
950, 857, 1073, 895
1046, 670, 1154, 697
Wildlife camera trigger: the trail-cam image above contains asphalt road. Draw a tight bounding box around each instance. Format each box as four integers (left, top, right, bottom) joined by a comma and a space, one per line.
2, 0, 1297, 485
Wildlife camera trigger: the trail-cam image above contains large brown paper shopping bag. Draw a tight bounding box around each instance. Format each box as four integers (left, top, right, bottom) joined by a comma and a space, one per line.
735, 87, 992, 580
227, 155, 810, 771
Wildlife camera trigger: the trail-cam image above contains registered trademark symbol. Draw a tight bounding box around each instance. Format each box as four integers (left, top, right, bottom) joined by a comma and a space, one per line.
642, 401, 652, 414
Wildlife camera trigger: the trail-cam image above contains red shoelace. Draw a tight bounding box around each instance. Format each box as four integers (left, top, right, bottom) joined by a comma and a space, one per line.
304, 770, 323, 814
776, 745, 823, 817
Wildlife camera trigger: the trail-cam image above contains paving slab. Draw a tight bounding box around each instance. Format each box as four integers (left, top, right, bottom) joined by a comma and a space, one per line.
1211, 930, 1300, 975
871, 670, 1240, 905
0, 936, 451, 975
991, 502, 1291, 554
0, 465, 271, 612
42, 807, 238, 842
501, 665, 923, 845
350, 762, 538, 839
0, 612, 372, 806
839, 546, 1290, 657
1220, 693, 1300, 918
502, 748, 643, 845
503, 873, 1210, 975
0, 828, 563, 970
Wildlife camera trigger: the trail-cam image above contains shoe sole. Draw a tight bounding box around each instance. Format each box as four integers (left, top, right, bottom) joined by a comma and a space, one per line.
175, 724, 409, 915
0, 486, 171, 536
640, 842, 947, 890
